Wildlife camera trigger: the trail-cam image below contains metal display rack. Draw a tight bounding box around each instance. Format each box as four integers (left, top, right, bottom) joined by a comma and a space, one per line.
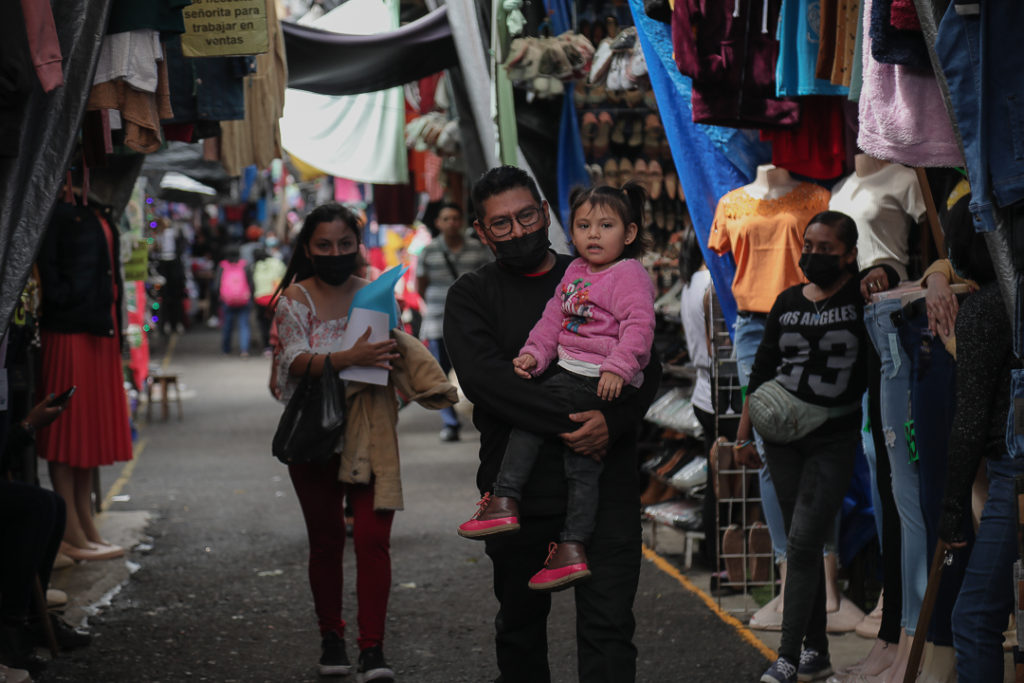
709, 296, 777, 615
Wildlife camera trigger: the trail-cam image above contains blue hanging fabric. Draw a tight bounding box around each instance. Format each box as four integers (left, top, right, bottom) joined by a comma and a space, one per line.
556, 95, 591, 244
628, 0, 772, 333
545, 0, 589, 243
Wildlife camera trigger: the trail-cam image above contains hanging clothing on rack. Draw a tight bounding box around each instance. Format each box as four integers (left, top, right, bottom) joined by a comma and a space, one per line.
671, 0, 800, 128
857, 0, 962, 167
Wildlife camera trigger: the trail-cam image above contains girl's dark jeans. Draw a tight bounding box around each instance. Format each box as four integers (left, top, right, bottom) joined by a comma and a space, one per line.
493, 369, 634, 545
764, 426, 859, 663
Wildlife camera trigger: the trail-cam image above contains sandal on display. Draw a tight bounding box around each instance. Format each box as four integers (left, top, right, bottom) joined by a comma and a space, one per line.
623, 87, 645, 108
593, 112, 613, 157
603, 158, 619, 188
633, 159, 649, 190
643, 113, 663, 157
610, 117, 627, 146
627, 118, 644, 148
574, 80, 589, 109
747, 522, 773, 583
617, 158, 634, 185
587, 84, 608, 107
664, 172, 678, 201
721, 524, 745, 586
647, 159, 664, 200
580, 111, 598, 157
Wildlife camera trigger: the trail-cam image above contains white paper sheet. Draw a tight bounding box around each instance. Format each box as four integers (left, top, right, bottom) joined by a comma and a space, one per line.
338, 307, 391, 386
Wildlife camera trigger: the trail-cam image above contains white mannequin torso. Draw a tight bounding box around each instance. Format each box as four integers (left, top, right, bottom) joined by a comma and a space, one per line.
742, 164, 802, 200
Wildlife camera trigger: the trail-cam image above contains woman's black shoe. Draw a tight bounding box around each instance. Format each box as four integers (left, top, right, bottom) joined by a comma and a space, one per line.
318, 631, 352, 676
358, 645, 395, 681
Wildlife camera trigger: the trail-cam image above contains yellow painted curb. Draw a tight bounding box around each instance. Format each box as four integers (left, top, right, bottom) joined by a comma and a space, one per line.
102, 439, 146, 509
642, 544, 777, 662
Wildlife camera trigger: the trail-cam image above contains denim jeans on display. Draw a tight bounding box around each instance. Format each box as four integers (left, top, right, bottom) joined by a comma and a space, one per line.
427, 339, 460, 430
865, 345, 905, 644
952, 455, 1024, 682
734, 313, 839, 561
899, 307, 970, 646
221, 304, 251, 354
864, 299, 927, 636
765, 427, 859, 664
935, 0, 1024, 234
860, 391, 884, 544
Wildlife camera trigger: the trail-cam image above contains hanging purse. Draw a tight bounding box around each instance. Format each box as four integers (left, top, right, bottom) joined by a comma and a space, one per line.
272, 353, 346, 465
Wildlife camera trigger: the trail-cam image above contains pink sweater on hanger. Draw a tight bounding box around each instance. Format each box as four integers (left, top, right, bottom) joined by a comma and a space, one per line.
857, 0, 962, 167
520, 257, 655, 387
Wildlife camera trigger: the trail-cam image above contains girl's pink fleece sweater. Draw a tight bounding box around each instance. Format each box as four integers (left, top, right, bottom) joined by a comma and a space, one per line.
520, 257, 656, 386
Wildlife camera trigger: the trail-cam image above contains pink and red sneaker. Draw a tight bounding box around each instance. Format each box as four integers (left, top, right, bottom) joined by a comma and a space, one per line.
528, 541, 592, 592
457, 493, 520, 539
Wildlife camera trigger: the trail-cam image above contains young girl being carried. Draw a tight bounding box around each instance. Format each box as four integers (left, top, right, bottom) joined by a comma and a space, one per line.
457, 182, 656, 591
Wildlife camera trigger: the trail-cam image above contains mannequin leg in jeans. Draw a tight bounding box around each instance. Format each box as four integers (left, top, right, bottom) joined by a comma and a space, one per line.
864, 300, 928, 682
764, 427, 858, 666
900, 313, 969, 655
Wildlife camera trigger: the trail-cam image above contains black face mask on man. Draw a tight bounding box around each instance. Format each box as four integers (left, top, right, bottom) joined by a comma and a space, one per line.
798, 252, 847, 288
493, 226, 551, 274
312, 252, 359, 286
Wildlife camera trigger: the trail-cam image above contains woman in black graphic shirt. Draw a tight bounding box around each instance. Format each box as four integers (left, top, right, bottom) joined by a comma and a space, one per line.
736, 211, 898, 683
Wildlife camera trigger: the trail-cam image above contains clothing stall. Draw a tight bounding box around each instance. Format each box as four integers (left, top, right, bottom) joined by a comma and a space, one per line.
502, 0, 1024, 679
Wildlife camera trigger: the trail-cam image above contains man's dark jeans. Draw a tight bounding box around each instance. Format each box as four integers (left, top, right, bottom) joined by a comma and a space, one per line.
764, 427, 858, 663
492, 370, 631, 544
485, 503, 641, 682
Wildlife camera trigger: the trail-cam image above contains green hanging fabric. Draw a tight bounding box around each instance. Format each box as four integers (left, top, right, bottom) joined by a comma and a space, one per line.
492, 0, 519, 166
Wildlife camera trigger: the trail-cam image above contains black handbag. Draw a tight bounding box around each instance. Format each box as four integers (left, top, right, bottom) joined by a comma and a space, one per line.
272, 354, 346, 465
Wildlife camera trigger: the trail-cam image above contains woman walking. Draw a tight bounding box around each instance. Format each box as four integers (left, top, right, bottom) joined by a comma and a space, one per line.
272, 202, 456, 679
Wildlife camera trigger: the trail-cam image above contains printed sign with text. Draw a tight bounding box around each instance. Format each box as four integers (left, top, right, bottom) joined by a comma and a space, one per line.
182, 0, 269, 57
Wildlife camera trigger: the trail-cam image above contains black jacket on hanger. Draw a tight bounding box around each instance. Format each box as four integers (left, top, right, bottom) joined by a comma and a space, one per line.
37, 201, 124, 339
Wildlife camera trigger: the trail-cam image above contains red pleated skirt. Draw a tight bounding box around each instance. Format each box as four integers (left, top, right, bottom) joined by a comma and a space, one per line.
36, 330, 133, 467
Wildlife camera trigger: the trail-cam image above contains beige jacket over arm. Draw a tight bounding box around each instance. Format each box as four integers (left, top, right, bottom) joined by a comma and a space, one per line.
340, 329, 458, 510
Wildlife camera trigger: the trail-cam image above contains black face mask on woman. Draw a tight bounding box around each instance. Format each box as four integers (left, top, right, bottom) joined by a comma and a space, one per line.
493, 227, 551, 274
312, 252, 358, 286
798, 252, 847, 288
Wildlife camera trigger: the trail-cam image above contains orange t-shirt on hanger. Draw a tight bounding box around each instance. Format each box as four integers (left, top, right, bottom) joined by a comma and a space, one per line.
708, 183, 830, 313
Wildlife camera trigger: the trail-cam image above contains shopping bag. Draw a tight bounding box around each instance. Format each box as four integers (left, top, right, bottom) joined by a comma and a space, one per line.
272, 354, 346, 464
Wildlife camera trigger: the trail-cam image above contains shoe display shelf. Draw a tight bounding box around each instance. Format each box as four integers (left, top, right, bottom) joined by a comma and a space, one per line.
709, 299, 777, 616
640, 380, 708, 568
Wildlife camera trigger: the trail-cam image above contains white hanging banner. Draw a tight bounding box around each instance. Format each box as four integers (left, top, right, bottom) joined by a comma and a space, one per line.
280, 0, 408, 185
